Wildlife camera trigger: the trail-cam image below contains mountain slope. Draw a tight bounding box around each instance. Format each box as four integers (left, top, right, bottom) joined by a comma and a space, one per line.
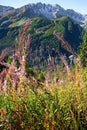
0, 16, 83, 66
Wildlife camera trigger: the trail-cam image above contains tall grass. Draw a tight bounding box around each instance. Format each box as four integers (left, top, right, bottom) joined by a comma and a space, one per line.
0, 21, 87, 130
0, 65, 87, 130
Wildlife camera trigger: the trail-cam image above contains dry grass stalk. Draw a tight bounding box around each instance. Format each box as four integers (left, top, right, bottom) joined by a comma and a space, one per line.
53, 31, 76, 55
0, 21, 31, 91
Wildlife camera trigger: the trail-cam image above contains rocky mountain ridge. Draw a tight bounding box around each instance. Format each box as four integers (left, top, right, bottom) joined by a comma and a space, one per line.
0, 5, 14, 16
0, 3, 85, 24
25, 3, 85, 23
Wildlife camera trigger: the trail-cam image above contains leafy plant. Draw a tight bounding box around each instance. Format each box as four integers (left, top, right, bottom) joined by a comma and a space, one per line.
78, 31, 87, 66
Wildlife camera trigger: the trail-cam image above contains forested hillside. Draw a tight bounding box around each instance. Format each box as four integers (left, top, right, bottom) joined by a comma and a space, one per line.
0, 16, 84, 67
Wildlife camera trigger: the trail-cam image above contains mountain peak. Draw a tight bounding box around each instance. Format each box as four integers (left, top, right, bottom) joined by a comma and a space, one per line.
0, 3, 85, 23
23, 3, 84, 23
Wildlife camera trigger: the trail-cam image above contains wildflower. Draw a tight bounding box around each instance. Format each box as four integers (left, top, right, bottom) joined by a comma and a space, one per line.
25, 34, 31, 50
23, 21, 31, 31
53, 31, 75, 55
0, 21, 32, 90
58, 79, 63, 85
0, 48, 10, 61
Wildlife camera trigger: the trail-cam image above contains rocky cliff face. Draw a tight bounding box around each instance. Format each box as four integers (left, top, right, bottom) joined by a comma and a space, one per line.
66, 9, 84, 23
24, 3, 84, 23
0, 3, 85, 24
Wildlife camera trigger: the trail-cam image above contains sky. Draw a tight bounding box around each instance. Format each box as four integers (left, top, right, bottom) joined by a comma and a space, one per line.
0, 0, 87, 14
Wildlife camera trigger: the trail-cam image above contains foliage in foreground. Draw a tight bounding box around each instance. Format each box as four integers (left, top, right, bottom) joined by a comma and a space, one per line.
78, 31, 87, 66
0, 66, 87, 130
0, 20, 87, 130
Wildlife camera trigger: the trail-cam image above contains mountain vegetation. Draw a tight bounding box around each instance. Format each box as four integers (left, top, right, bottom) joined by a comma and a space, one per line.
78, 31, 87, 66
0, 3, 87, 130
0, 16, 84, 67
0, 21, 87, 130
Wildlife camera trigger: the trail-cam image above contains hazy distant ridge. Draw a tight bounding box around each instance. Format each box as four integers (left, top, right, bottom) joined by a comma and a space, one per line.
0, 5, 14, 16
